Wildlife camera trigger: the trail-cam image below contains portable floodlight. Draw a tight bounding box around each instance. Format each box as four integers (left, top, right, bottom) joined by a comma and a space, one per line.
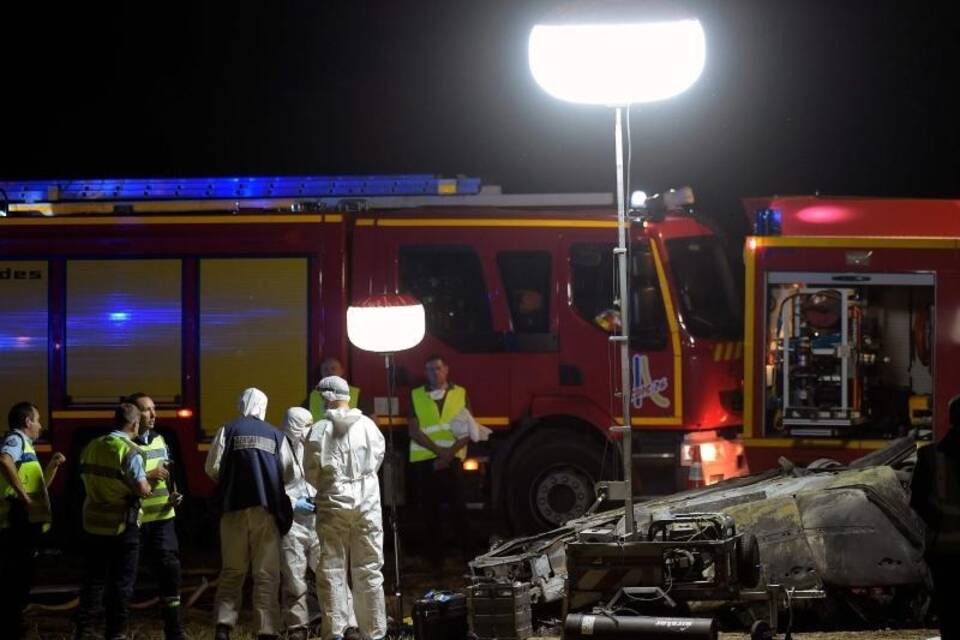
529, 8, 706, 536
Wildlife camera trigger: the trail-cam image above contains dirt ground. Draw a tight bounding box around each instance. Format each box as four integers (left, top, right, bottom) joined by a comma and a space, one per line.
20, 615, 942, 640
717, 633, 938, 640
21, 543, 940, 639
22, 552, 473, 639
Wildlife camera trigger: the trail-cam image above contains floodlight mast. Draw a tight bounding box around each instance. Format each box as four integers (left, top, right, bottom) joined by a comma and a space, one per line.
612, 102, 636, 537
529, 16, 705, 538
613, 104, 636, 537
346, 294, 426, 620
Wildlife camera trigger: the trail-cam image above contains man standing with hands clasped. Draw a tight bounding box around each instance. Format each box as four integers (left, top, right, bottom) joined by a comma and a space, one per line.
407, 355, 471, 560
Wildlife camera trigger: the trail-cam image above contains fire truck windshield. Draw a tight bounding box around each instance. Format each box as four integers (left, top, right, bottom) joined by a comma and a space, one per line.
666, 236, 740, 340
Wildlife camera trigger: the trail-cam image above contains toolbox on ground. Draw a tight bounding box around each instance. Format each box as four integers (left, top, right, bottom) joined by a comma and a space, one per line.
467, 580, 533, 640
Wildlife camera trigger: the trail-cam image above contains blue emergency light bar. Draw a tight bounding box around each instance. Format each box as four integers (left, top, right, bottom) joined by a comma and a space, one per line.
754, 208, 782, 236
0, 174, 482, 203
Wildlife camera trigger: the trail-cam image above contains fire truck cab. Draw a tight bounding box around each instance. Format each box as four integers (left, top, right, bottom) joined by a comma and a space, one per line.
350, 196, 746, 530
0, 176, 746, 535
744, 196, 960, 470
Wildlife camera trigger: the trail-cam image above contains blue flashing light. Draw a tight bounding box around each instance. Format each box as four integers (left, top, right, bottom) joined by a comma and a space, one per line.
109, 312, 130, 322
0, 175, 483, 203
754, 208, 782, 236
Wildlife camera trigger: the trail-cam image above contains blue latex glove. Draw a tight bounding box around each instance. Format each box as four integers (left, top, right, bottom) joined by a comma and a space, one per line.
294, 496, 316, 515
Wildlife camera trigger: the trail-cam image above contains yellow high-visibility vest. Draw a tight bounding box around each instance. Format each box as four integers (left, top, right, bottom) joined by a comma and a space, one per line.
80, 434, 145, 536
409, 385, 467, 463
140, 433, 175, 524
0, 432, 51, 532
309, 386, 360, 422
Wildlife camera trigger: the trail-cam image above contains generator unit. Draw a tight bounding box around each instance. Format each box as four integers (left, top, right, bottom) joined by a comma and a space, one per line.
761, 273, 933, 440
773, 287, 877, 435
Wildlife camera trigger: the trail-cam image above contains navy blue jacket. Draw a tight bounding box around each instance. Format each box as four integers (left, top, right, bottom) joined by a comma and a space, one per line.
217, 416, 293, 535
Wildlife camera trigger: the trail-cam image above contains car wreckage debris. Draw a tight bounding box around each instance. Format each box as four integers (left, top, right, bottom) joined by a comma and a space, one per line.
468, 437, 929, 634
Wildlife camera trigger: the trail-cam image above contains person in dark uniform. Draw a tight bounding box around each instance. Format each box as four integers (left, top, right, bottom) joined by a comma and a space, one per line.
74, 403, 152, 640
911, 395, 960, 639
128, 392, 185, 640
205, 388, 295, 640
0, 401, 65, 639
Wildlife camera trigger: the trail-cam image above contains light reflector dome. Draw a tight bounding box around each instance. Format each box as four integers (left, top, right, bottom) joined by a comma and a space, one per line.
528, 19, 705, 106
347, 293, 425, 353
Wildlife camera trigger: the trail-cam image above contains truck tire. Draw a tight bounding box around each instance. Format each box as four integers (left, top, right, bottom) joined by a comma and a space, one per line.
505, 431, 606, 533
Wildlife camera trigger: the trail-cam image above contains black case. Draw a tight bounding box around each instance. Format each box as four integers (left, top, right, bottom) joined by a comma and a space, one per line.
413, 591, 468, 640
467, 581, 532, 640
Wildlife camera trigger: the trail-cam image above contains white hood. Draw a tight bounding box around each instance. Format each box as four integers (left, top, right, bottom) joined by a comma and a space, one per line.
326, 407, 363, 437
283, 407, 315, 442
305, 411, 385, 512
281, 406, 317, 505
238, 387, 268, 421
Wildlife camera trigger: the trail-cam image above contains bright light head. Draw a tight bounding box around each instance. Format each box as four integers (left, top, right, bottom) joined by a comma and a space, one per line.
630, 190, 648, 208
347, 294, 426, 354
528, 19, 705, 106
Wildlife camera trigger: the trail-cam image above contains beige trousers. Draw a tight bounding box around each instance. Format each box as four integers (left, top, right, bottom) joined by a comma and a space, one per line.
214, 506, 281, 635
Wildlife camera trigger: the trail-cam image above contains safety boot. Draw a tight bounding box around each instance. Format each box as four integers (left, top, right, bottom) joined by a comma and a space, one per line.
162, 603, 186, 640
214, 624, 231, 640
287, 627, 310, 640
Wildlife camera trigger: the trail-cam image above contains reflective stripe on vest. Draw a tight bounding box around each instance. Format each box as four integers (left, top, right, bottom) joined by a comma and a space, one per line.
932, 452, 960, 553
140, 433, 175, 523
80, 435, 144, 535
309, 386, 360, 422
409, 385, 467, 463
0, 433, 52, 532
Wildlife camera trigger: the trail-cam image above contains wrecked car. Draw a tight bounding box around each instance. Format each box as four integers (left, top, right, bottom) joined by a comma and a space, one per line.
469, 437, 929, 629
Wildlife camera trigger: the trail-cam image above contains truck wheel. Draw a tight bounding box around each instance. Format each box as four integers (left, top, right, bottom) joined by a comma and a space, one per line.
506, 433, 605, 533
750, 620, 773, 640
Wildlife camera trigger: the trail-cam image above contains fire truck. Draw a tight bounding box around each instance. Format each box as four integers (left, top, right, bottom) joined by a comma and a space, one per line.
743, 196, 957, 470
0, 175, 746, 534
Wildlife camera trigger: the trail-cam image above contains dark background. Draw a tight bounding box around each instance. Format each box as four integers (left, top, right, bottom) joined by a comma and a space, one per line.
2, 1, 959, 234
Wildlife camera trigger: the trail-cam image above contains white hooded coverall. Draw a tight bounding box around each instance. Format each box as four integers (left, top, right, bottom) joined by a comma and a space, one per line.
205, 387, 294, 637
305, 403, 387, 640
280, 407, 323, 631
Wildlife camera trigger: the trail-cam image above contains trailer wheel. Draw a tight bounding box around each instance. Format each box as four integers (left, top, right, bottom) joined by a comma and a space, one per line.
737, 533, 761, 589
505, 432, 605, 533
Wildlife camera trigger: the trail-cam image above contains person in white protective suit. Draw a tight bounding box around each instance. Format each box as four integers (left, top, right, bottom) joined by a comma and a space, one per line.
305, 376, 387, 640
279, 407, 324, 640
205, 388, 295, 640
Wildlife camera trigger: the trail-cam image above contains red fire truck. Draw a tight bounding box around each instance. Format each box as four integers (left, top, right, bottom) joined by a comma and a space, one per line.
0, 175, 746, 533
743, 196, 957, 470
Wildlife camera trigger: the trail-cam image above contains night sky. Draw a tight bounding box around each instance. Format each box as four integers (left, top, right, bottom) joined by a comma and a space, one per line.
3, 1, 959, 234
